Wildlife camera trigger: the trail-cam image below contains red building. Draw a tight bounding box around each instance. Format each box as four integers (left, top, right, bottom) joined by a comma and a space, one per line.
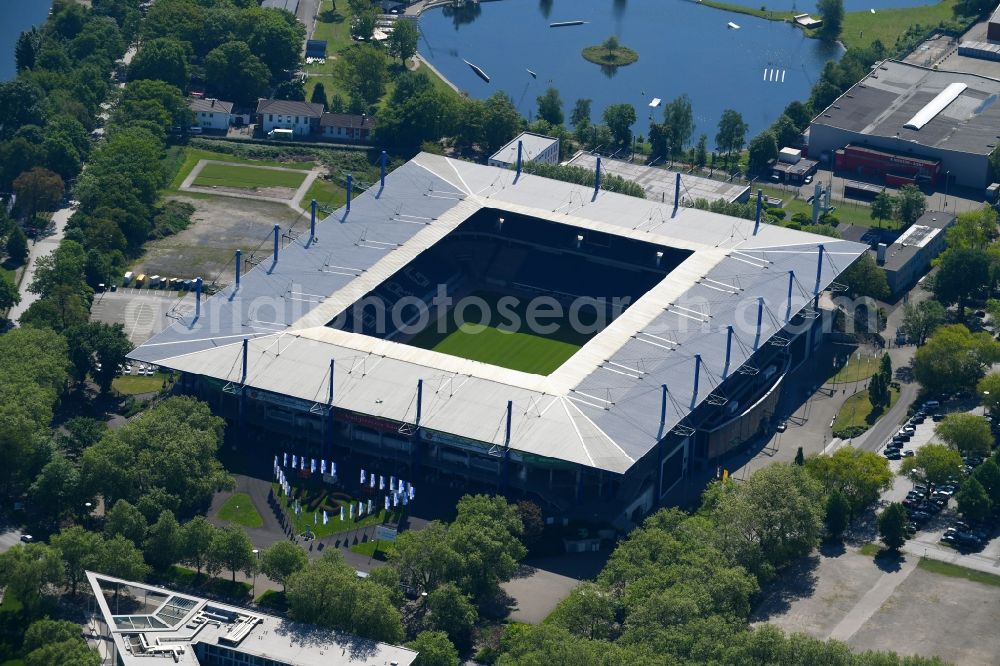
834, 145, 941, 185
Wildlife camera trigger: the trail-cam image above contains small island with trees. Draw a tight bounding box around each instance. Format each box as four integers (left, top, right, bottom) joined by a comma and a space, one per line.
582, 35, 639, 67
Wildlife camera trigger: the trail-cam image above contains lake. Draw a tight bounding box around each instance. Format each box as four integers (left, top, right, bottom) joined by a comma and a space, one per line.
0, 1, 53, 81
418, 0, 847, 140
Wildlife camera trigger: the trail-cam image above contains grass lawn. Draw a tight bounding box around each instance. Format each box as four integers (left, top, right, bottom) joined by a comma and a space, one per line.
857, 542, 886, 557
349, 539, 396, 560
272, 480, 403, 538
829, 352, 880, 384
168, 148, 314, 191
300, 177, 347, 212
918, 557, 1000, 587
698, 0, 795, 22
760, 185, 898, 231
833, 386, 900, 434
217, 492, 264, 529
193, 163, 308, 191
406, 290, 589, 375
839, 0, 961, 51
1, 265, 16, 286
112, 372, 170, 396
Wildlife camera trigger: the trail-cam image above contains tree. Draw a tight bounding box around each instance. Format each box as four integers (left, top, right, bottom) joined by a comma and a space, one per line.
205, 41, 270, 107
946, 206, 997, 250
901, 443, 964, 487
0, 277, 21, 313
15, 27, 42, 72
662, 94, 694, 159
878, 502, 908, 552
481, 92, 524, 154
570, 98, 592, 129
6, 225, 28, 265
448, 494, 526, 600
0, 79, 46, 140
208, 525, 255, 582
246, 8, 304, 75
426, 583, 477, 649
972, 458, 1000, 505
145, 510, 184, 570
934, 248, 990, 319
694, 134, 708, 167
914, 325, 1000, 395
536, 87, 564, 126
840, 253, 889, 300
387, 18, 419, 62
747, 131, 778, 174
956, 477, 992, 523
23, 619, 99, 666
105, 499, 149, 544
310, 81, 328, 110
712, 464, 824, 578
273, 79, 305, 101
391, 521, 462, 593
182, 516, 216, 575
128, 37, 189, 89
408, 631, 459, 666
334, 44, 388, 107
817, 0, 845, 40
0, 544, 64, 616
261, 540, 307, 591
870, 191, 895, 227
286, 551, 404, 643
895, 184, 926, 227
547, 581, 615, 640
14, 168, 64, 217
66, 322, 133, 392
824, 490, 851, 539
30, 453, 83, 526
602, 103, 636, 148
935, 413, 993, 457
805, 447, 893, 517
715, 109, 748, 170
602, 35, 620, 55
901, 299, 945, 345
51, 526, 102, 596
516, 500, 544, 547
94, 534, 150, 582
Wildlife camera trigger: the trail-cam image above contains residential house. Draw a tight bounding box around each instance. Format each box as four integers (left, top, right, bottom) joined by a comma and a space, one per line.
189, 97, 233, 132
320, 113, 376, 143
255, 99, 324, 137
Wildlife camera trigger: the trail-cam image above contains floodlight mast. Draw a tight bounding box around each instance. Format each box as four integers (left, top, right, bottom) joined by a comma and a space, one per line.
234, 249, 241, 290
501, 400, 513, 493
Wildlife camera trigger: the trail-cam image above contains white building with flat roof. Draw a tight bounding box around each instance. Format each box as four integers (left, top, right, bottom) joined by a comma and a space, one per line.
86, 571, 418, 666
488, 132, 560, 168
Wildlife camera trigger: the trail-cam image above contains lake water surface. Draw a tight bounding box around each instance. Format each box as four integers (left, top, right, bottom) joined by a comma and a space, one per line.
0, 1, 53, 81
419, 0, 847, 139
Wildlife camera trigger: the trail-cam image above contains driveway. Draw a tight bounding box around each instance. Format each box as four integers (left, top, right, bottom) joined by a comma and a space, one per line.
8, 204, 75, 323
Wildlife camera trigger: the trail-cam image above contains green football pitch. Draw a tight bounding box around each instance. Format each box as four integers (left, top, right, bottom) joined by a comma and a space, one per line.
406, 291, 594, 375
193, 163, 308, 190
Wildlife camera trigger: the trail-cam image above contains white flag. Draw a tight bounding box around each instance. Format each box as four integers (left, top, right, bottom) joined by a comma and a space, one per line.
340, 506, 345, 521
394, 493, 399, 507
367, 499, 373, 515
311, 458, 316, 474
369, 474, 376, 488
390, 476, 396, 491
360, 469, 366, 484
323, 510, 328, 525
385, 495, 390, 511
358, 502, 365, 517
402, 492, 408, 506
408, 485, 415, 500
283, 452, 288, 467
314, 511, 318, 524
379, 475, 385, 490
301, 457, 306, 471
331, 462, 337, 477
321, 459, 327, 475
349, 503, 355, 519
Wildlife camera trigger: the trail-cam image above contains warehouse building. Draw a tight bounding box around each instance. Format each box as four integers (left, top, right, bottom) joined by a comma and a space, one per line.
808, 59, 1000, 189
129, 154, 865, 524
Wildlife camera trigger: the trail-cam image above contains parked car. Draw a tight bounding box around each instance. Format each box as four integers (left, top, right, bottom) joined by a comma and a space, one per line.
776, 420, 787, 433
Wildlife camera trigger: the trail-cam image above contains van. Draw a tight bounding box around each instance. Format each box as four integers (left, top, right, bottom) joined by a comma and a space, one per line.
123, 271, 133, 285
136, 274, 146, 287
924, 400, 940, 410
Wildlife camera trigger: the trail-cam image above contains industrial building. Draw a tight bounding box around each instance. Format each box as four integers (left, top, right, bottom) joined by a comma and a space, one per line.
129, 154, 865, 523
488, 131, 560, 168
86, 571, 417, 665
771, 147, 819, 184
808, 59, 1000, 189
567, 152, 751, 204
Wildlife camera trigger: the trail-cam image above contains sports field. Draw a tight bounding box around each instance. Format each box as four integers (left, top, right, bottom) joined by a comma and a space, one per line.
193, 163, 308, 190
407, 291, 594, 374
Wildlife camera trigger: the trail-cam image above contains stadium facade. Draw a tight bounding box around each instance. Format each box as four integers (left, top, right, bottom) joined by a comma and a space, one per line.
130, 154, 866, 522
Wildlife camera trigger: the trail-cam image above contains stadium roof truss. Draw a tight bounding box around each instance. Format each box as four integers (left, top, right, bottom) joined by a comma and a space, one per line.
130, 154, 867, 474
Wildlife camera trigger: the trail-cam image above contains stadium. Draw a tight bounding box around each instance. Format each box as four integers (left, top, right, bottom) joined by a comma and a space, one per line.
130, 153, 867, 523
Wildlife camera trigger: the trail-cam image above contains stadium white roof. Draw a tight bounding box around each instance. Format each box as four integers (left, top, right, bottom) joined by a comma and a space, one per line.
130, 154, 867, 474
85, 571, 417, 666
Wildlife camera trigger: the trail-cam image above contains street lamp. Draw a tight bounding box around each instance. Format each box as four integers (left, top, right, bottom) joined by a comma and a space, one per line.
251, 549, 260, 599
983, 391, 990, 418
943, 170, 950, 209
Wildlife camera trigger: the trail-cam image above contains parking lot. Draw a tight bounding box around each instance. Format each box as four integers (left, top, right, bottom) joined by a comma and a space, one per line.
90, 288, 194, 346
